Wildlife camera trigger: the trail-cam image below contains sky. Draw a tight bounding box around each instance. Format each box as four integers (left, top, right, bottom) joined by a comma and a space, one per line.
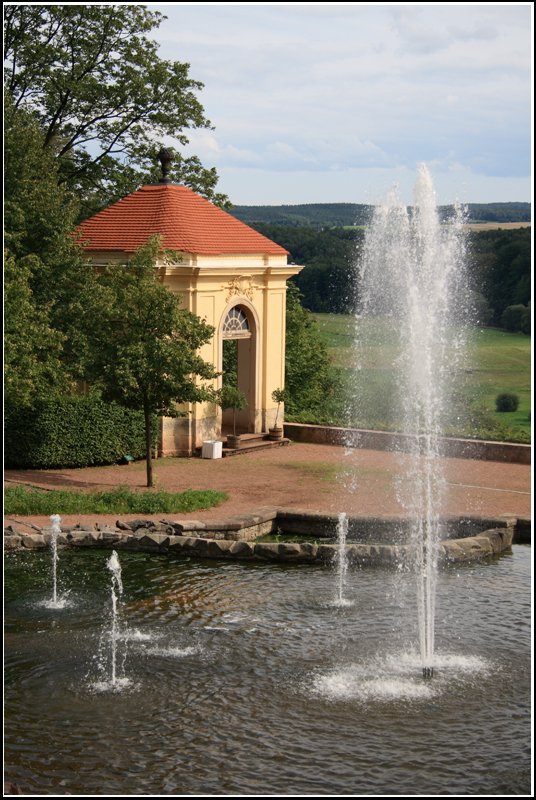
149, 2, 533, 206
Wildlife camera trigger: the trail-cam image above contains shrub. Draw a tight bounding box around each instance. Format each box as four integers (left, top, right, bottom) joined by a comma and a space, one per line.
495, 393, 520, 412
501, 304, 530, 334
4, 393, 157, 469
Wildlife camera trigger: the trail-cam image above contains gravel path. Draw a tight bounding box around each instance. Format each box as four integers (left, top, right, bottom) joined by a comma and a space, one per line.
4, 442, 531, 532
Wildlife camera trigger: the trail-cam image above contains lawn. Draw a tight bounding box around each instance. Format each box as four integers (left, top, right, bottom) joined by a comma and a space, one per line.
312, 313, 531, 442
4, 485, 228, 516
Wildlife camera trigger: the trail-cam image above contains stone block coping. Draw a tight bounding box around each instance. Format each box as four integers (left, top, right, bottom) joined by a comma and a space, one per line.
284, 423, 531, 464
4, 509, 528, 566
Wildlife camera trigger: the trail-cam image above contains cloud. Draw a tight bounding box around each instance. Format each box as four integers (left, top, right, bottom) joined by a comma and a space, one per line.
152, 3, 532, 202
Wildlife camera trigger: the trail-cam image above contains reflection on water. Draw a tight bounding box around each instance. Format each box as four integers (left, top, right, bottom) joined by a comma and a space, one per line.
4, 547, 531, 795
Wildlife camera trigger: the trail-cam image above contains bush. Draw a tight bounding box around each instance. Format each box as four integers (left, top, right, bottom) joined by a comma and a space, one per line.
4, 393, 157, 469
501, 304, 530, 334
495, 393, 520, 412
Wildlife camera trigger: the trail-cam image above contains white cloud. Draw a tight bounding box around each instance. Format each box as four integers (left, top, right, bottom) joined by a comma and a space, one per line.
151, 3, 532, 203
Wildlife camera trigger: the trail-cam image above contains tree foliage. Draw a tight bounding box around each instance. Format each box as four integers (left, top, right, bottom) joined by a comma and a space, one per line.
4, 4, 228, 217
252, 223, 360, 313
243, 221, 530, 334
230, 201, 530, 228
285, 284, 342, 417
78, 237, 218, 486
3, 250, 65, 409
4, 92, 89, 402
467, 228, 531, 326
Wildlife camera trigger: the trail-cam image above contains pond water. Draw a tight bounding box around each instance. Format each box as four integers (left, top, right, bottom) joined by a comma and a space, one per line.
4, 546, 531, 795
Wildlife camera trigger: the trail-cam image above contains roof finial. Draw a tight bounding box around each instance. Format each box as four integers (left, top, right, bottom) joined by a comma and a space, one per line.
157, 147, 174, 184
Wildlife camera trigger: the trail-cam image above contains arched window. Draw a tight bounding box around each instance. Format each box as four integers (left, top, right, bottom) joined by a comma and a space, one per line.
222, 306, 251, 339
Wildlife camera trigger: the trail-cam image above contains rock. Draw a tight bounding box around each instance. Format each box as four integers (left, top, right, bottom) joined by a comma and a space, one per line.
317, 544, 336, 564
229, 541, 254, 558
253, 542, 280, 560
20, 532, 47, 549
127, 519, 156, 532
137, 533, 170, 550
80, 532, 103, 546
4, 535, 22, 550
65, 532, 91, 546
116, 520, 134, 531
207, 539, 233, 557
168, 536, 187, 552
277, 542, 302, 557
298, 542, 318, 560
148, 522, 175, 534
4, 781, 26, 795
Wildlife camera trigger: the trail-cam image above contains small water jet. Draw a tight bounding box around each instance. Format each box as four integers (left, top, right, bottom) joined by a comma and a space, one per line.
106, 550, 124, 687
49, 514, 61, 605
334, 512, 350, 606
90, 550, 130, 692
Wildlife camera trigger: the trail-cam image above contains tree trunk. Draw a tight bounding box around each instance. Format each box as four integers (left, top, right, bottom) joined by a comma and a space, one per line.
143, 399, 153, 488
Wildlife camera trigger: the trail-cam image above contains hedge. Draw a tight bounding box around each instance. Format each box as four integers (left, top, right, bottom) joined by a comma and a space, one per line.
4, 394, 157, 469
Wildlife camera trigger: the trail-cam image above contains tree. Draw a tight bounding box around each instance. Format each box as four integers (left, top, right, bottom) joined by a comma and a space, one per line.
501, 304, 531, 335
284, 283, 341, 416
79, 237, 218, 487
217, 380, 247, 439
4, 91, 91, 398
4, 5, 228, 217
4, 250, 65, 410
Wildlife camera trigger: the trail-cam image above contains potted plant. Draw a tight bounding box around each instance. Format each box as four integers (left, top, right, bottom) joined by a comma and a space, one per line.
269, 388, 286, 440
219, 382, 247, 449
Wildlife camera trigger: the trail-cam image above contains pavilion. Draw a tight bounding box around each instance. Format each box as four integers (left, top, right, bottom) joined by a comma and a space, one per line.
76, 158, 302, 456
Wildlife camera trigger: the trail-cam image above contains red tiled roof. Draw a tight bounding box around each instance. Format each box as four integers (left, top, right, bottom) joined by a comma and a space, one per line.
75, 184, 288, 256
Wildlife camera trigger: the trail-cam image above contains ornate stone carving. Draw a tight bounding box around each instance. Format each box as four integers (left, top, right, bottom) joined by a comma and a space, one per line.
223, 275, 257, 302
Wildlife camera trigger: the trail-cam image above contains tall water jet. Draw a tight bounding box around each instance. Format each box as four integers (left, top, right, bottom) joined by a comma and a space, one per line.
106, 550, 124, 686
358, 165, 467, 678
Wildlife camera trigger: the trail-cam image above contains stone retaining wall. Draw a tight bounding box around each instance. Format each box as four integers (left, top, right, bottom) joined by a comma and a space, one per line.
4, 510, 524, 565
284, 423, 531, 464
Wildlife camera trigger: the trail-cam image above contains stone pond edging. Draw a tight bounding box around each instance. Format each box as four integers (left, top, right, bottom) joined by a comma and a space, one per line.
4, 509, 529, 566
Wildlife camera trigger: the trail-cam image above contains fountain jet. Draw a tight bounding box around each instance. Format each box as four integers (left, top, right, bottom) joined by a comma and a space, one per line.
49, 514, 61, 605
358, 165, 467, 679
335, 512, 349, 606
106, 550, 124, 686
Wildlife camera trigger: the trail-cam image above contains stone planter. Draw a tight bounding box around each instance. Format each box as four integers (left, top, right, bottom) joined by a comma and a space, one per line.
226, 434, 242, 449
268, 427, 284, 441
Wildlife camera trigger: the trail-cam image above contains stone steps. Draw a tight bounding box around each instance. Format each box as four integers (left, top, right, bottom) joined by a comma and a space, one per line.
196, 433, 291, 458
222, 437, 291, 457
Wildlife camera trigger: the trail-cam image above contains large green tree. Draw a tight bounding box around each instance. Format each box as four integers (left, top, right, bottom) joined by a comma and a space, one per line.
79, 237, 218, 487
4, 4, 228, 218
4, 250, 65, 409
4, 91, 90, 400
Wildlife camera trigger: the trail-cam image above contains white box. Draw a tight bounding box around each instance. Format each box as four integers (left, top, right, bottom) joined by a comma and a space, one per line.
201, 440, 223, 459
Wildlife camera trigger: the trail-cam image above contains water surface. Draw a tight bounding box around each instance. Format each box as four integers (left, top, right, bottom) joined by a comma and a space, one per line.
4, 547, 531, 795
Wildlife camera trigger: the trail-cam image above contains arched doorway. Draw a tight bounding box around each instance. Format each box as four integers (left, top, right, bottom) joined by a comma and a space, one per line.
220, 304, 257, 434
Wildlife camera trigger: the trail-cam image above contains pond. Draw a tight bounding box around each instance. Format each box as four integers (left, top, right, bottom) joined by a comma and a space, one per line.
4, 546, 531, 795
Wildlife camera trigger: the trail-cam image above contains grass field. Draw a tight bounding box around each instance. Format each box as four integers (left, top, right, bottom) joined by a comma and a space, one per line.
312, 313, 531, 443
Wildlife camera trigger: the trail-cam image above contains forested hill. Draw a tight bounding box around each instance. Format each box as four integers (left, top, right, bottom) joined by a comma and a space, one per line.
229, 202, 531, 227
